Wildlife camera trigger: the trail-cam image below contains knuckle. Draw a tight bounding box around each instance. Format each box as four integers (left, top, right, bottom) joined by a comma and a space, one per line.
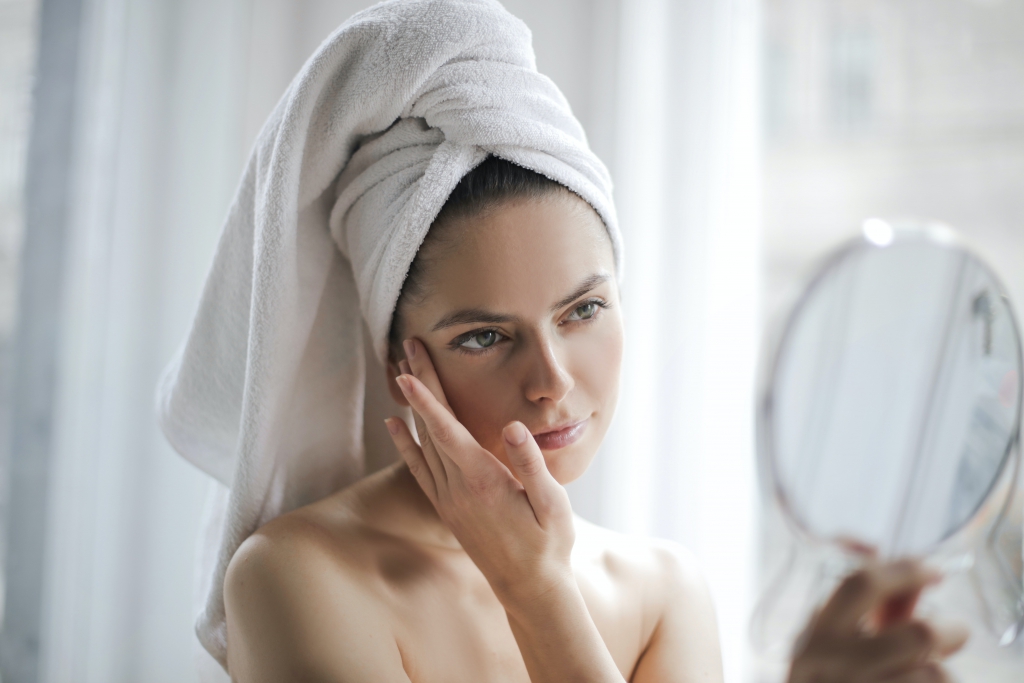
906, 622, 935, 651
535, 488, 569, 518
406, 458, 424, 477
464, 472, 495, 498
531, 495, 552, 518
409, 461, 433, 489
413, 421, 428, 444
805, 657, 843, 683
839, 569, 873, 598
513, 452, 545, 477
432, 423, 454, 445
915, 662, 945, 683
893, 558, 920, 575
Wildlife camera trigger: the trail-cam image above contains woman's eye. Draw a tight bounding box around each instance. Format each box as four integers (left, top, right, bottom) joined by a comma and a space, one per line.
460, 330, 500, 349
568, 302, 598, 321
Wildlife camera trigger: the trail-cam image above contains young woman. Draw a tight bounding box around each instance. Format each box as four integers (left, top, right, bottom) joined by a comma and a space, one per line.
156, 2, 968, 681
222, 159, 966, 682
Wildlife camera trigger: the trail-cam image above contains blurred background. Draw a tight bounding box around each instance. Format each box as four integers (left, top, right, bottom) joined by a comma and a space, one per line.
0, 0, 1022, 681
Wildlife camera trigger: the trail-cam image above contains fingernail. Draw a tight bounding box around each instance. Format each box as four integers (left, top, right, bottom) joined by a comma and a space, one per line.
503, 422, 529, 446
396, 375, 412, 394
384, 418, 400, 435
403, 339, 416, 359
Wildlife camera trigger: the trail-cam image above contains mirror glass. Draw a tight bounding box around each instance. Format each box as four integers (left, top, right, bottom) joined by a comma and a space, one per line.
762, 222, 1023, 557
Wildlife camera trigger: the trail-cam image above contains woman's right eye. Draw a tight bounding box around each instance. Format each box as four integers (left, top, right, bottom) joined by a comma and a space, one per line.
459, 330, 501, 350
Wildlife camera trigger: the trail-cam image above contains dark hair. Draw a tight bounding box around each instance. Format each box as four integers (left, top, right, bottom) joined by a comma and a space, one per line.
387, 156, 569, 359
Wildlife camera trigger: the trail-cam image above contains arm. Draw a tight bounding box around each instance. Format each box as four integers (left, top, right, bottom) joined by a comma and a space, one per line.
224, 523, 411, 683
503, 573, 628, 683
389, 339, 626, 683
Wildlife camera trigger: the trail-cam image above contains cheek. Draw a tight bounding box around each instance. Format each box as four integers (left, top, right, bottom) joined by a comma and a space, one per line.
573, 314, 624, 411
434, 362, 517, 453
549, 317, 622, 482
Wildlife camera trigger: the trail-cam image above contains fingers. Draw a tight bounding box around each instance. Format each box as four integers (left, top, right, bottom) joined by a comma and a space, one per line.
395, 373, 470, 450
794, 561, 965, 683
502, 421, 569, 526
865, 618, 968, 671
877, 586, 926, 629
879, 662, 951, 683
385, 417, 438, 504
403, 339, 454, 415
818, 560, 942, 635
399, 339, 462, 479
395, 373, 495, 481
860, 622, 931, 670
408, 404, 451, 487
928, 619, 969, 658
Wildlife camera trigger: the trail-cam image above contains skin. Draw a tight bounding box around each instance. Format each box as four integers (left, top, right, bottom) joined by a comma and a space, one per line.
224, 191, 969, 682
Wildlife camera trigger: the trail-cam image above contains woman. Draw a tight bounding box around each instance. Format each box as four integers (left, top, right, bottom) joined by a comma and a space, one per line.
157, 1, 967, 681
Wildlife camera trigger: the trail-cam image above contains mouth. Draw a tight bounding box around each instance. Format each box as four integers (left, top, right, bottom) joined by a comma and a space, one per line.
532, 419, 589, 451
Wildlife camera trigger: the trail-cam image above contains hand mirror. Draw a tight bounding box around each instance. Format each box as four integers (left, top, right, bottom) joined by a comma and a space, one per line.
757, 220, 1024, 644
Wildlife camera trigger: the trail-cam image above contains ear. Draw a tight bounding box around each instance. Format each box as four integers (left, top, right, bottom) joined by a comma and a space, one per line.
386, 359, 410, 407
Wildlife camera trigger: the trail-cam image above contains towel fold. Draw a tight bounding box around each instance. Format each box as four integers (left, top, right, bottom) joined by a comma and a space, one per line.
156, 0, 620, 669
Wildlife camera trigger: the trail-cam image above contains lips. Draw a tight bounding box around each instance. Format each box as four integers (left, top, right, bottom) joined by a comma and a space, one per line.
532, 419, 589, 451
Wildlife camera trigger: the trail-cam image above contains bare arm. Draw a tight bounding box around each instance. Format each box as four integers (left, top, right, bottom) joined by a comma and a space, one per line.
390, 338, 627, 683
224, 525, 412, 683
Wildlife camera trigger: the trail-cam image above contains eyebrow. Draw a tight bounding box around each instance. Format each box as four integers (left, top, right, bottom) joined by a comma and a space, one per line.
549, 273, 611, 312
430, 272, 612, 332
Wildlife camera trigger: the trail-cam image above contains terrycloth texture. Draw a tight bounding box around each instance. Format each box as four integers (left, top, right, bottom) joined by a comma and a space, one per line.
156, 0, 620, 671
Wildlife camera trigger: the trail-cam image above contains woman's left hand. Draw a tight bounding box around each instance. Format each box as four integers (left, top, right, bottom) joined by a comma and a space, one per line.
385, 338, 576, 608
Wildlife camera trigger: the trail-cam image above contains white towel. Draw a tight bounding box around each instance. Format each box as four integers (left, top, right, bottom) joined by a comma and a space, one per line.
156, 0, 621, 670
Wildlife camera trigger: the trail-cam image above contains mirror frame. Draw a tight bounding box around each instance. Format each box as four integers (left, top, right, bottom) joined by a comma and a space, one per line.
757, 222, 1024, 556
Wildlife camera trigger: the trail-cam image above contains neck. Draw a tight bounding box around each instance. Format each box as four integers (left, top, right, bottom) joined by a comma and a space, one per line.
383, 462, 463, 551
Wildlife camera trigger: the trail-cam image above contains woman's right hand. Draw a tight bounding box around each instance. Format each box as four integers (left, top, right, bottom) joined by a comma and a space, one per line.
387, 339, 578, 607
788, 559, 969, 683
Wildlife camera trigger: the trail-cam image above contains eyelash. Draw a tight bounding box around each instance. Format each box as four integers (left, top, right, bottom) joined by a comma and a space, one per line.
448, 298, 611, 355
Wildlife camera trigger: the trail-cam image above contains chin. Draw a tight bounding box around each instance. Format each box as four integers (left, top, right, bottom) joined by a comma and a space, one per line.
543, 442, 597, 485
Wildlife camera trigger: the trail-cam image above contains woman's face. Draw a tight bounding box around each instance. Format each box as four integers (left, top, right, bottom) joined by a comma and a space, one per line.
389, 192, 622, 485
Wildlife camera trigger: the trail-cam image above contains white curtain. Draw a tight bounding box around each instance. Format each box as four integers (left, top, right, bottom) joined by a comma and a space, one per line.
40, 0, 252, 680
35, 0, 762, 681
578, 1, 762, 682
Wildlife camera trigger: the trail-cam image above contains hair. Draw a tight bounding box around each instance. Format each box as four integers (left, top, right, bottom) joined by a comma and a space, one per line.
387, 156, 570, 360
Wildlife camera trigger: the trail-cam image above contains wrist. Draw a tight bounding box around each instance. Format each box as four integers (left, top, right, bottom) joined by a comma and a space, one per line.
498, 566, 581, 625
501, 570, 624, 683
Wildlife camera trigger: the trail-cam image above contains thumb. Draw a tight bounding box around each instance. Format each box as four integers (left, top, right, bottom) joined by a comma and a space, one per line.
502, 421, 568, 524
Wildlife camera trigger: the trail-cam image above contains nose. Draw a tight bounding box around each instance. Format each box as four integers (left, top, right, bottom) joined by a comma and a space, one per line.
523, 337, 575, 404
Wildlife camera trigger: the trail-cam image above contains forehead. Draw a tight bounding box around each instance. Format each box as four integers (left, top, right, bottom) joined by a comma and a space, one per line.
424, 194, 615, 312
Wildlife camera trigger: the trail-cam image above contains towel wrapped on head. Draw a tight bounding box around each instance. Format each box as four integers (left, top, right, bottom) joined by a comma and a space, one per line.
156, 0, 621, 669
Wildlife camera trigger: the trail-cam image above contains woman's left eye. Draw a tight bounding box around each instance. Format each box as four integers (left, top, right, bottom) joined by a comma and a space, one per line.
567, 301, 599, 321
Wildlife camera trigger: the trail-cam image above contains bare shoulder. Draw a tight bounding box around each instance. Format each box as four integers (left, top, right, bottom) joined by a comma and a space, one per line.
572, 517, 723, 682
572, 516, 709, 603
225, 505, 360, 618
224, 494, 409, 682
